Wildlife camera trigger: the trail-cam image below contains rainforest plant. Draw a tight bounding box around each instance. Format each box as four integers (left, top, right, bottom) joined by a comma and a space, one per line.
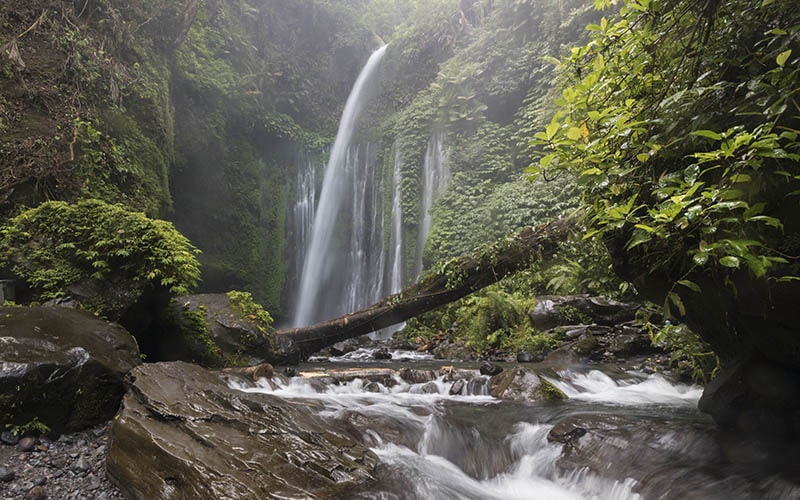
0, 199, 201, 302
531, 0, 800, 316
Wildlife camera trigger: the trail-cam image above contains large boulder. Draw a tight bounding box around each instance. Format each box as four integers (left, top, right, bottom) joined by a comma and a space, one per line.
0, 306, 140, 433
699, 359, 800, 441
153, 293, 277, 367
488, 366, 566, 401
107, 361, 377, 499
548, 413, 800, 499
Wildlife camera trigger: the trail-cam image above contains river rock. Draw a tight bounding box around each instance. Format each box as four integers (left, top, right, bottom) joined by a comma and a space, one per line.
699, 360, 800, 440
397, 368, 437, 384
0, 306, 140, 433
548, 413, 800, 499
107, 361, 377, 499
0, 466, 14, 482
479, 362, 503, 376
488, 367, 566, 401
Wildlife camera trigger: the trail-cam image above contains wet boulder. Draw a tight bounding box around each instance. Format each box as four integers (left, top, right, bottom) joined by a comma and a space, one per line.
0, 306, 140, 433
699, 360, 800, 441
548, 413, 800, 499
397, 368, 437, 384
156, 293, 275, 367
488, 367, 566, 401
107, 361, 377, 499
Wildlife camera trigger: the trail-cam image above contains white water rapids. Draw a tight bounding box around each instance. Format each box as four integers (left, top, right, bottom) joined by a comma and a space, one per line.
231, 364, 708, 499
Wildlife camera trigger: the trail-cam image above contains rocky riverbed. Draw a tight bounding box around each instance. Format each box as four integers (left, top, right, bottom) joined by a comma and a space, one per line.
0, 423, 122, 500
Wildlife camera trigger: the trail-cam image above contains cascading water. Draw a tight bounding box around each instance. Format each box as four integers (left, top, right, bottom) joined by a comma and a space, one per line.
230, 365, 726, 499
288, 151, 317, 285
229, 357, 799, 499
388, 143, 405, 294
292, 47, 451, 329
292, 45, 388, 327
416, 130, 450, 276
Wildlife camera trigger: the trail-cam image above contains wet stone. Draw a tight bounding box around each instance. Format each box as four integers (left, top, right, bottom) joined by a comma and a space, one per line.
73, 457, 91, 472
1, 431, 19, 445
18, 436, 38, 452
480, 362, 503, 376
24, 485, 48, 500
449, 379, 466, 395
0, 465, 15, 482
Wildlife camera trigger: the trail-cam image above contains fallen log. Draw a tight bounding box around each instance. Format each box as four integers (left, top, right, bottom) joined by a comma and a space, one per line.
273, 216, 576, 362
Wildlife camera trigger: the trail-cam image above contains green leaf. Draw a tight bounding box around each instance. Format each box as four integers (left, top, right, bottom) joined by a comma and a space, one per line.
667, 292, 686, 316
677, 279, 701, 293
776, 49, 792, 68
691, 130, 722, 141
566, 127, 583, 141
719, 256, 740, 268
693, 251, 709, 266
545, 121, 559, 140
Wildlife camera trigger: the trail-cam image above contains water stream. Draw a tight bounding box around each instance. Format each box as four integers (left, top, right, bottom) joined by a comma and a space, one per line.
231, 354, 798, 499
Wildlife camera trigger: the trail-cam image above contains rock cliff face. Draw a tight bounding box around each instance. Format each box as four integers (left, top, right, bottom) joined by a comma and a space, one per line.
0, 306, 140, 433
107, 361, 377, 499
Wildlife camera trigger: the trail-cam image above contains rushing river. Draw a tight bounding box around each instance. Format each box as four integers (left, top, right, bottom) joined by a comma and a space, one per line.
231, 350, 799, 499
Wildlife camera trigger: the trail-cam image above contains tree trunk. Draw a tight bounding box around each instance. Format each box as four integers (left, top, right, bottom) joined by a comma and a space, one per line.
273, 216, 576, 362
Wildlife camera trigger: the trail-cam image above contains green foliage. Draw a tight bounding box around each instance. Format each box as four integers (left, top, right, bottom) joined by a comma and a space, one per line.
647, 321, 720, 383
74, 115, 171, 215
226, 290, 275, 344
176, 303, 225, 367
531, 0, 800, 304
404, 285, 566, 356
5, 416, 51, 437
0, 199, 201, 302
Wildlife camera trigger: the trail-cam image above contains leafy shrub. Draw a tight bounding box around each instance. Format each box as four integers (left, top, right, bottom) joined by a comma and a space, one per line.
0, 199, 201, 302
531, 0, 800, 302
647, 321, 720, 384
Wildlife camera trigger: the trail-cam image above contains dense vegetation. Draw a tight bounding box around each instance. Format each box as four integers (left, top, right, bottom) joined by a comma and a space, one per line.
1, 0, 797, 387
0, 199, 200, 315
530, 0, 800, 365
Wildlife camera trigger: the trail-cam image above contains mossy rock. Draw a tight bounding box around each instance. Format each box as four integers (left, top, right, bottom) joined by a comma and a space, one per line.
159, 292, 276, 367
489, 366, 567, 402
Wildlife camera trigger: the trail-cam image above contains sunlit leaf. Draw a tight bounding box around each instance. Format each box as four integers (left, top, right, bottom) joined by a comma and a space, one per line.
776, 49, 792, 67
719, 256, 740, 268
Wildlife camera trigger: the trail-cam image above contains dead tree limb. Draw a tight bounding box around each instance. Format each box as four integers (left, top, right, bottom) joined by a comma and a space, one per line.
272, 216, 577, 362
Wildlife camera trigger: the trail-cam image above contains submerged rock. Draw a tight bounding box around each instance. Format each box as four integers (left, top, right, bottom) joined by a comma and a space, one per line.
107, 361, 377, 499
0, 306, 140, 433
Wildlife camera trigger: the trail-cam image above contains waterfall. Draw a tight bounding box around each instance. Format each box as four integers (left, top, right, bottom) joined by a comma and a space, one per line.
416, 130, 450, 276
289, 152, 317, 283
292, 45, 388, 327
388, 143, 404, 294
